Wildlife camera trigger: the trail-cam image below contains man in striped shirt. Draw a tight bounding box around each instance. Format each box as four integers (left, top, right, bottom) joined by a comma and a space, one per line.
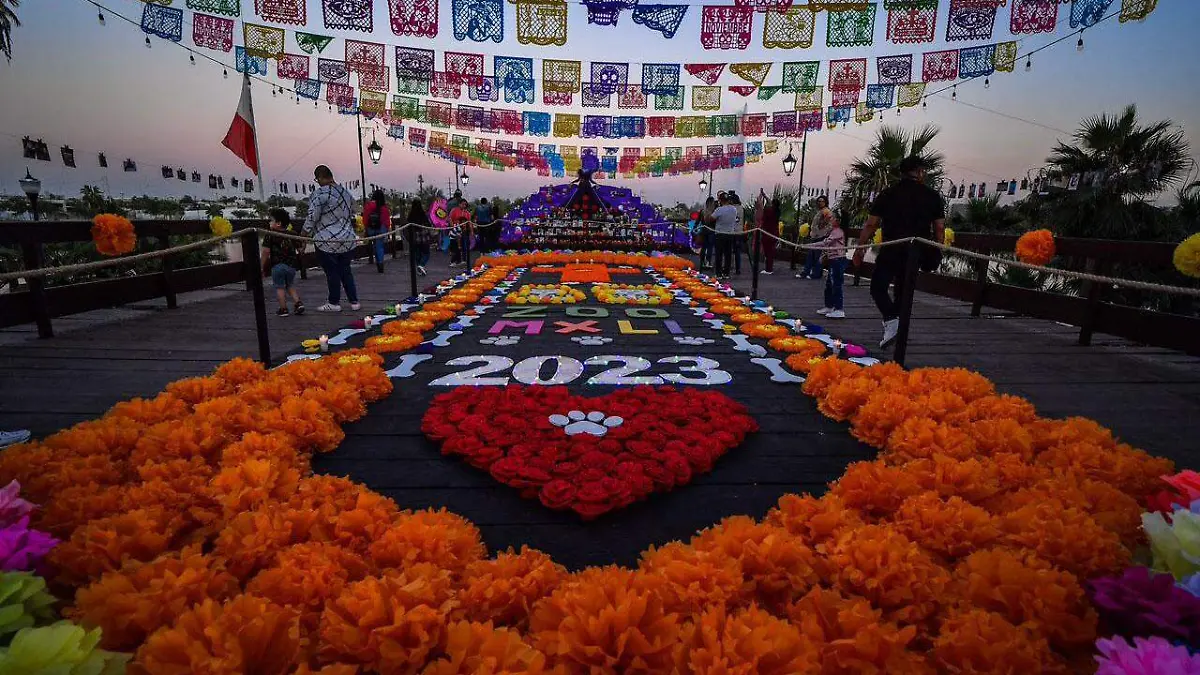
303, 165, 360, 312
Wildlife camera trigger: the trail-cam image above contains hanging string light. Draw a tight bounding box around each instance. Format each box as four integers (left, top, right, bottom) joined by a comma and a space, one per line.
97, 8, 105, 24
144, 36, 151, 48
189, 53, 195, 66
952, 84, 957, 101
984, 76, 990, 89
1077, 29, 1085, 52
1026, 56, 1032, 72
223, 68, 228, 79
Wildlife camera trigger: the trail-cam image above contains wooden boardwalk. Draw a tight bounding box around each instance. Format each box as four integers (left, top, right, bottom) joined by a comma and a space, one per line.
1, 251, 1197, 568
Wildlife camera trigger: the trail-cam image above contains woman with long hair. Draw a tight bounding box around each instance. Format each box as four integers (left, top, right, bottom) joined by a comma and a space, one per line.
363, 188, 391, 273
799, 195, 834, 280
406, 198, 433, 276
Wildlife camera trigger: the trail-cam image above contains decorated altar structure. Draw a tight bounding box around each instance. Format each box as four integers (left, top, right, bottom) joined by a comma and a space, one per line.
499, 170, 690, 251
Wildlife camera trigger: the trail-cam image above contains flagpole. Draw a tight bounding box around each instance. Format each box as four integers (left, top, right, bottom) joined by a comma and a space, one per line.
243, 73, 267, 204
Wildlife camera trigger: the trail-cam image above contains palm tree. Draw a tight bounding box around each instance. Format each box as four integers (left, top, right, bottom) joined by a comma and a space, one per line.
839, 124, 946, 225
1, 0, 20, 61
953, 194, 1023, 234
1040, 105, 1192, 240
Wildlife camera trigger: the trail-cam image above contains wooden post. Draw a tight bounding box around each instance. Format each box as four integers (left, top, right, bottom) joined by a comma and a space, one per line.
407, 224, 418, 299
156, 227, 178, 310
1078, 258, 1105, 346
20, 242, 52, 338
750, 230, 762, 301
241, 229, 272, 366
970, 258, 988, 317
893, 240, 922, 367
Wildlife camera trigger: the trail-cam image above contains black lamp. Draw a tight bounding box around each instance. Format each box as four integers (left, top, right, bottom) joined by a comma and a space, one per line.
19, 169, 41, 221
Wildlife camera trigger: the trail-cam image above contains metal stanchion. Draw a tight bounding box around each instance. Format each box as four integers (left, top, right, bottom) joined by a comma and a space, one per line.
241, 230, 272, 366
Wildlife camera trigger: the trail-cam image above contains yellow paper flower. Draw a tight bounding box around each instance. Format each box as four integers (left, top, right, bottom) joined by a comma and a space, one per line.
798, 224, 810, 238
1173, 232, 1200, 278
209, 216, 233, 237
943, 227, 956, 247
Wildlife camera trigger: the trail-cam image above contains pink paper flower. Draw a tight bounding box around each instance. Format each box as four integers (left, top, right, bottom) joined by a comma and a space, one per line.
1095, 636, 1200, 674
0, 480, 35, 528
0, 516, 59, 572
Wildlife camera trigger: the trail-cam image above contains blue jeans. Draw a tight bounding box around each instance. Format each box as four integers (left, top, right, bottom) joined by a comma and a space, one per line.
802, 249, 824, 279
415, 243, 431, 267
824, 258, 848, 310
316, 249, 358, 305
366, 227, 386, 264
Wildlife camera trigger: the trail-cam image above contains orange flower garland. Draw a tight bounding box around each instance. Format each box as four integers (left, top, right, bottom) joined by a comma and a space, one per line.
423, 300, 465, 313
1015, 229, 1056, 265
477, 251, 692, 270
3, 257, 1188, 673
740, 322, 791, 339
384, 318, 435, 334
728, 311, 773, 325
91, 213, 137, 256
365, 332, 423, 353
410, 309, 456, 324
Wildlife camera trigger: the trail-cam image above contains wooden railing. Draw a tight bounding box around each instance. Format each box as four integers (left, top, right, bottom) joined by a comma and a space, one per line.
845, 230, 1199, 356
0, 218, 402, 337
2, 220, 1197, 358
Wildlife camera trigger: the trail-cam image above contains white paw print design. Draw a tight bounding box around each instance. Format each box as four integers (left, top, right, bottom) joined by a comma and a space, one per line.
549, 410, 625, 437
480, 335, 521, 346
570, 335, 613, 346
674, 336, 715, 346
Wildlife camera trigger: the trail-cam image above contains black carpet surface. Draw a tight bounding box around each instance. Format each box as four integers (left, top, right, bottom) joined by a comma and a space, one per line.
311, 265, 876, 570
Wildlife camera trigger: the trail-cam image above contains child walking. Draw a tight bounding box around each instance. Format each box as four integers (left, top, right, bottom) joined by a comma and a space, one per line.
265, 208, 305, 316
815, 213, 848, 319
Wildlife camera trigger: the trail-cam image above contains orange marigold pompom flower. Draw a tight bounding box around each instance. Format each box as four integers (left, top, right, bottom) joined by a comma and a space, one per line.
91, 213, 137, 256
1014, 229, 1055, 265
318, 564, 457, 674
411, 309, 456, 324
255, 397, 345, 453
105, 393, 190, 427
32, 482, 127, 538
675, 605, 820, 675
902, 455, 1005, 505
991, 474, 1144, 547
164, 375, 235, 406
690, 516, 824, 611
964, 418, 1035, 459
213, 357, 268, 387
47, 507, 183, 587
849, 391, 923, 448
325, 360, 393, 403
133, 594, 303, 675
41, 416, 144, 461
455, 547, 568, 628
367, 508, 485, 574
529, 566, 680, 674
330, 491, 402, 554
423, 300, 466, 313
768, 336, 825, 357
210, 458, 304, 521
828, 460, 924, 518
802, 358, 864, 399
637, 542, 745, 617
956, 393, 1039, 424
219, 432, 306, 471
949, 548, 1097, 651
69, 545, 241, 651
827, 524, 951, 624
214, 505, 329, 580
890, 493, 1000, 561
817, 376, 881, 421
932, 609, 1065, 675
997, 502, 1129, 578
904, 368, 995, 404
728, 311, 773, 326
883, 417, 978, 463
303, 383, 369, 424
191, 394, 266, 438
786, 588, 932, 675
764, 494, 864, 549
1036, 440, 1175, 500
422, 621, 559, 675
245, 542, 371, 634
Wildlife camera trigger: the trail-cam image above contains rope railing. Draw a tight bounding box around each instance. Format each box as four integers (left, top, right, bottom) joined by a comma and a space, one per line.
5, 224, 1198, 299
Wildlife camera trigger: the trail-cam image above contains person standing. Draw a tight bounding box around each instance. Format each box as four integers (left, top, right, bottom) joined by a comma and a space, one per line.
363, 189, 390, 274
448, 198, 471, 266
303, 164, 360, 312
698, 197, 716, 270
761, 196, 781, 275
263, 208, 305, 316
799, 195, 834, 280
474, 198, 494, 252
728, 191, 745, 275
853, 156, 946, 347
706, 193, 740, 279
814, 214, 847, 319
406, 198, 433, 276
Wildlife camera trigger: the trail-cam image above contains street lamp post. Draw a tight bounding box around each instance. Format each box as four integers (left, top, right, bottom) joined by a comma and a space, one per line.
18, 169, 52, 338
356, 112, 370, 204
698, 169, 713, 197
782, 128, 809, 266
19, 169, 41, 222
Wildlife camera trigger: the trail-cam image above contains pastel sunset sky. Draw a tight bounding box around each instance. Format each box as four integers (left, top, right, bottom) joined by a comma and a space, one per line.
1, 0, 1197, 205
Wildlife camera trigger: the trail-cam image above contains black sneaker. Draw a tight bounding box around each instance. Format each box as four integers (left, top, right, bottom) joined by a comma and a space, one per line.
276, 308, 290, 317
293, 302, 305, 316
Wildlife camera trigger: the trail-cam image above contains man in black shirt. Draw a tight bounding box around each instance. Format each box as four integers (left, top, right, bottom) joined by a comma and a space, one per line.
852, 156, 945, 348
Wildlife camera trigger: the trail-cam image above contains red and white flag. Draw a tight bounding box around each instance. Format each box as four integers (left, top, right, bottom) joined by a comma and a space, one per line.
222, 74, 259, 175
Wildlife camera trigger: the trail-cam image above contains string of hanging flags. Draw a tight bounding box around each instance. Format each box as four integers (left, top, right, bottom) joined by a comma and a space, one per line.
153, 0, 1154, 50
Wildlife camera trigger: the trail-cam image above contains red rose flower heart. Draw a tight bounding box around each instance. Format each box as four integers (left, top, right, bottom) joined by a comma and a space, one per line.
421, 385, 758, 519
